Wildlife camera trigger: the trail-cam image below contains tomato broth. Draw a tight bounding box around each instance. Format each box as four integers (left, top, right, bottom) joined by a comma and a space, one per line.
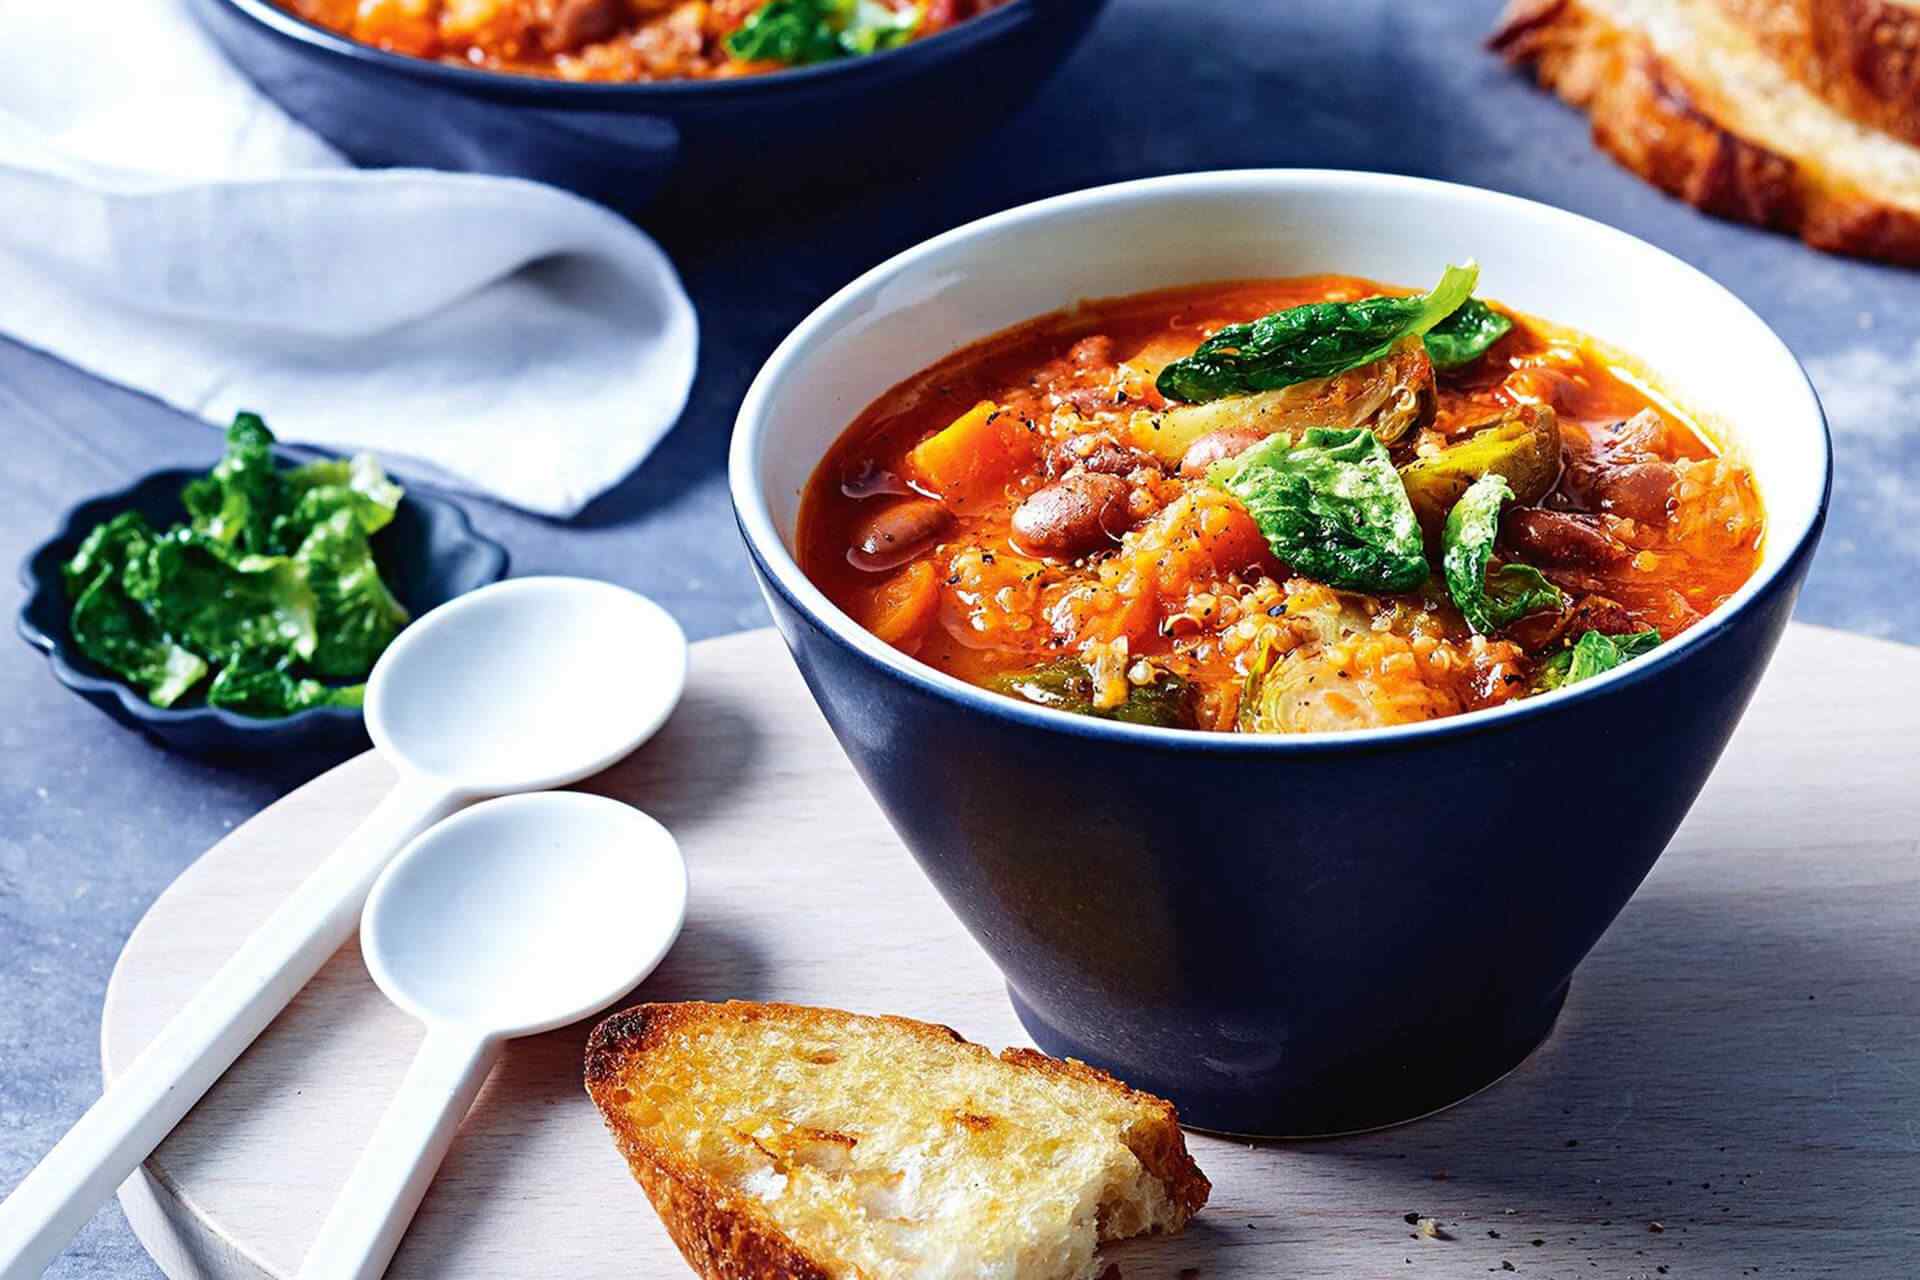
799, 274, 1764, 735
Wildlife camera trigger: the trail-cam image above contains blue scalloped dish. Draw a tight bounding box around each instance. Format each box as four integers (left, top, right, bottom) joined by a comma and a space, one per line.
18, 453, 508, 756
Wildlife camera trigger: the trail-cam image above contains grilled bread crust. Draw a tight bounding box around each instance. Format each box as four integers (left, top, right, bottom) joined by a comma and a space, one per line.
1713, 0, 1920, 146
1493, 0, 1920, 265
584, 1002, 1209, 1280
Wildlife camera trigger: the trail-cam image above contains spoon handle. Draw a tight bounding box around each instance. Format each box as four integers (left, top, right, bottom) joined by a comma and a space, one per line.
0, 779, 460, 1280
297, 1029, 501, 1280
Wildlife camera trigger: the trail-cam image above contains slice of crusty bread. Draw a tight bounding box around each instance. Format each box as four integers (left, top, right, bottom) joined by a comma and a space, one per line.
1711, 0, 1920, 146
584, 1002, 1209, 1280
1492, 0, 1920, 265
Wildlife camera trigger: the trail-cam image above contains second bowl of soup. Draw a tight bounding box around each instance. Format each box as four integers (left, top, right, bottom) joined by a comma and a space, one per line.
731, 171, 1828, 1134
191, 0, 1107, 207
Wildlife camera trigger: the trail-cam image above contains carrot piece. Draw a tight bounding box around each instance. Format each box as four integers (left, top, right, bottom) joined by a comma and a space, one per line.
903, 401, 1031, 505
866, 560, 939, 653
1197, 501, 1281, 579
352, 0, 440, 55
1068, 563, 1160, 649
1109, 568, 1160, 648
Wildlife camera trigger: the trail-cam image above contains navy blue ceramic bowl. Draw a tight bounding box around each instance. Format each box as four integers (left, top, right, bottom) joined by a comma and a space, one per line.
187, 0, 1108, 209
18, 452, 508, 758
731, 171, 1832, 1135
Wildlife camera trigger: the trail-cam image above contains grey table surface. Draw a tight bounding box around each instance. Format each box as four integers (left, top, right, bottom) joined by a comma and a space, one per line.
2, 1, 1915, 1276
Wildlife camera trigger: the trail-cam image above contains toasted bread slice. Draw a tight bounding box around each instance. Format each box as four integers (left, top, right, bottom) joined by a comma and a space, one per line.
1712, 0, 1920, 146
584, 1002, 1209, 1280
1492, 0, 1920, 265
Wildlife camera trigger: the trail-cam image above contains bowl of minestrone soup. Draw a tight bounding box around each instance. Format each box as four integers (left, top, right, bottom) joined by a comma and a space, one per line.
729, 170, 1829, 1135
188, 0, 1107, 208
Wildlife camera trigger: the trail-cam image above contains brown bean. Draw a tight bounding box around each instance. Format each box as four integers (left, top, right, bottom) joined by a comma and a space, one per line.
1047, 432, 1144, 479
1514, 592, 1643, 656
1178, 428, 1269, 477
1011, 472, 1131, 558
1068, 335, 1114, 367
1596, 461, 1677, 525
547, 0, 626, 50
1057, 386, 1126, 418
847, 498, 952, 573
1566, 594, 1643, 637
1502, 508, 1630, 568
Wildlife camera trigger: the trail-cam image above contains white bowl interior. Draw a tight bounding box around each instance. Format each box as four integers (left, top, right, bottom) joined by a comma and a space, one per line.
734, 171, 1826, 721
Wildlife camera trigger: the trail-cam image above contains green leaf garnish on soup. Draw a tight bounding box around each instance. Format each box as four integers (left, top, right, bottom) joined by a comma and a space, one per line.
1209, 427, 1428, 593
1535, 628, 1663, 692
726, 0, 919, 66
838, 0, 920, 52
1423, 298, 1514, 371
61, 412, 409, 717
1156, 263, 1478, 404
1441, 474, 1567, 635
984, 659, 1193, 729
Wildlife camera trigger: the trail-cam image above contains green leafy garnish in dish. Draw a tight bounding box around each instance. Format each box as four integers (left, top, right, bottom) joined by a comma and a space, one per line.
182, 411, 280, 555
293, 509, 409, 679
65, 514, 209, 709
1155, 263, 1479, 404
1423, 298, 1514, 371
60, 413, 409, 717
1208, 427, 1428, 593
64, 511, 156, 600
207, 650, 365, 718
1441, 474, 1568, 635
1534, 628, 1663, 692
129, 530, 319, 664
726, 0, 919, 66
272, 453, 403, 551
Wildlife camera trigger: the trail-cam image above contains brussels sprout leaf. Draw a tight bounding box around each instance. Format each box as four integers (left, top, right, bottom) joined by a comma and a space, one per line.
1536, 628, 1663, 692
1209, 427, 1428, 592
985, 659, 1192, 728
726, 0, 918, 65
1441, 474, 1567, 634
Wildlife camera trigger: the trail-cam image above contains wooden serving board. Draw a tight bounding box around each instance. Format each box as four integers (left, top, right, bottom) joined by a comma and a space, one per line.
104, 625, 1920, 1279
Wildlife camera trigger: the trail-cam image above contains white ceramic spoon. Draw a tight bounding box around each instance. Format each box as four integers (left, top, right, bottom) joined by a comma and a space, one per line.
0, 577, 686, 1279
297, 791, 686, 1280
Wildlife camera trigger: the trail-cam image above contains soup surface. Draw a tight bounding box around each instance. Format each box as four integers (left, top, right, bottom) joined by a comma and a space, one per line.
798, 272, 1765, 735
279, 0, 1003, 81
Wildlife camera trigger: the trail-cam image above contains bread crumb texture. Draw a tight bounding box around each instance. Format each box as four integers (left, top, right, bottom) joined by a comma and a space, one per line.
585, 1002, 1208, 1280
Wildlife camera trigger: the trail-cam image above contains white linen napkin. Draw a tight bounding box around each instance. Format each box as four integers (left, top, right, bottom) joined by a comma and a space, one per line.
0, 0, 698, 518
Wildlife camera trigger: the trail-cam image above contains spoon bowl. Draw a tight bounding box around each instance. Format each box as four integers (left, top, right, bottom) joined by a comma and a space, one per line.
363, 792, 688, 1035
299, 791, 686, 1280
368, 576, 688, 793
